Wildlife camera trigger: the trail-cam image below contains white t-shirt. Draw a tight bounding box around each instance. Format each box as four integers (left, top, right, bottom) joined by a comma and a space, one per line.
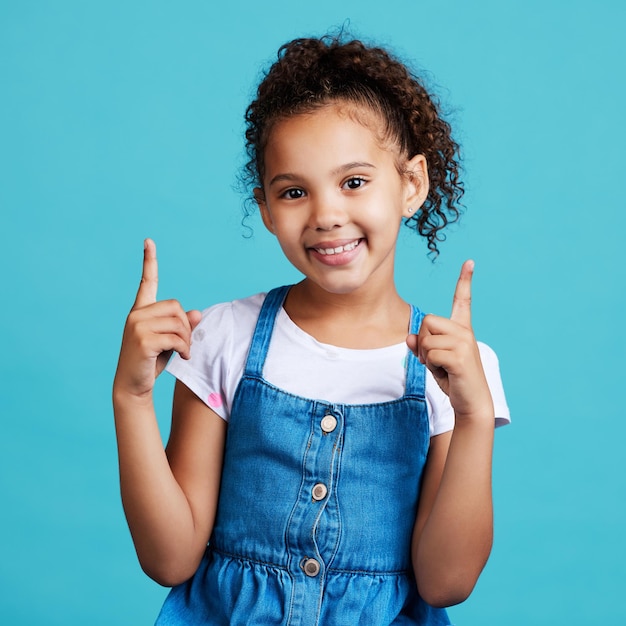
167, 292, 510, 436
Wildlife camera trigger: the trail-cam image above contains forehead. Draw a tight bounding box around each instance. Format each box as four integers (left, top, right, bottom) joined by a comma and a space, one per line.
263, 103, 400, 178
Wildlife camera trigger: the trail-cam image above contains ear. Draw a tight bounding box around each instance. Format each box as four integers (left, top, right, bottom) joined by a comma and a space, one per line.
402, 154, 429, 218
254, 187, 276, 235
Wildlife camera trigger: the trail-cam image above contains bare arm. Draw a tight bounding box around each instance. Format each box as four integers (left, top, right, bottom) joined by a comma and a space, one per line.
407, 260, 495, 607
412, 419, 493, 606
114, 383, 226, 586
113, 240, 225, 586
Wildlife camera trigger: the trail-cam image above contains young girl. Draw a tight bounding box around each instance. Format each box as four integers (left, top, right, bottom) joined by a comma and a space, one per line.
113, 35, 509, 625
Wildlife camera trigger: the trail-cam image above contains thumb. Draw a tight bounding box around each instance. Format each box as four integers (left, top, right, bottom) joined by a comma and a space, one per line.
406, 333, 419, 356
187, 309, 202, 331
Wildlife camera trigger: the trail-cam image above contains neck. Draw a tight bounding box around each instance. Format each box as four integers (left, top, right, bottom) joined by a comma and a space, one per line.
283, 278, 410, 349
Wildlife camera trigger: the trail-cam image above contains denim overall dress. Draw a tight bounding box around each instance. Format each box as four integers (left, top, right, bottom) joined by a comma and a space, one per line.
156, 286, 451, 625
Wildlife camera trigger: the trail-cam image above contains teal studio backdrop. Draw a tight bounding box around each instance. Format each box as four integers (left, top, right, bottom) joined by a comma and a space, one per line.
1, 1, 624, 624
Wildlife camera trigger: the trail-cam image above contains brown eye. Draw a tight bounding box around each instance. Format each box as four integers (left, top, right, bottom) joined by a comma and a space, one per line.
343, 177, 366, 190
281, 188, 305, 199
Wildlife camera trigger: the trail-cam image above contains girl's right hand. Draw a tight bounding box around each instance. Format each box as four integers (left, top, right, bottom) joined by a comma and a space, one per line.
113, 239, 201, 401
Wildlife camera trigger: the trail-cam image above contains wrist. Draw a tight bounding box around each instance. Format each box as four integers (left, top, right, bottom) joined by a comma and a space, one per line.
453, 405, 495, 428
112, 383, 155, 412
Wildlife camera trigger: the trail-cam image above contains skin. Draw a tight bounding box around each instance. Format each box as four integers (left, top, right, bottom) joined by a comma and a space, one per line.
408, 259, 495, 606
113, 240, 227, 585
256, 104, 427, 348
113, 102, 495, 606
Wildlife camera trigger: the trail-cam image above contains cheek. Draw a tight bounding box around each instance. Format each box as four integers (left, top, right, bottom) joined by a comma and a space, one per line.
360, 197, 405, 225
273, 220, 302, 248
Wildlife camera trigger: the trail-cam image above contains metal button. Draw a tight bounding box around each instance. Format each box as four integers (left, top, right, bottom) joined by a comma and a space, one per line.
320, 414, 337, 433
302, 557, 321, 577
312, 483, 328, 501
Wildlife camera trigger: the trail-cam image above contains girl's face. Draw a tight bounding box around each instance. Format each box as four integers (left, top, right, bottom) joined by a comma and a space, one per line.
257, 103, 428, 297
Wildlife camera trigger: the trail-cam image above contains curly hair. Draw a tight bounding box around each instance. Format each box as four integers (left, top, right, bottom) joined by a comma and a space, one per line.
242, 34, 464, 256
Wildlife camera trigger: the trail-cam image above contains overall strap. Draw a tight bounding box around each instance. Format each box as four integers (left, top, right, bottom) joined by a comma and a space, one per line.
243, 285, 291, 378
405, 304, 426, 397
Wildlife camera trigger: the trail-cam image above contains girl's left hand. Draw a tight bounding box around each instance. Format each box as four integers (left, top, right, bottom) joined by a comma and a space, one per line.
406, 260, 494, 421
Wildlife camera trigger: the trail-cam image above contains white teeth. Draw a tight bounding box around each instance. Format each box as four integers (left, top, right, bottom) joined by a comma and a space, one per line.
316, 239, 360, 255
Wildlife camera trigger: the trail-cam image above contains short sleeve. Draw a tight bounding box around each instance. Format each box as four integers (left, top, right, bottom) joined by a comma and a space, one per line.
426, 341, 510, 437
165, 302, 235, 421
165, 294, 265, 421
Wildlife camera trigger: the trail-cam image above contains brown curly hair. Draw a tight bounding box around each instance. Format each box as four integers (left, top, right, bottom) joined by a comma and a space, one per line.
242, 34, 464, 256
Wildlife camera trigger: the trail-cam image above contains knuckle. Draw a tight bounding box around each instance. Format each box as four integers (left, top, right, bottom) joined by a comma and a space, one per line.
137, 334, 152, 353
175, 337, 189, 354
460, 327, 475, 342
166, 299, 186, 315
420, 315, 434, 331
126, 310, 139, 326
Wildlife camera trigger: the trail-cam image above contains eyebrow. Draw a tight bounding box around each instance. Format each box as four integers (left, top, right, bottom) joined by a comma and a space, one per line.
268, 161, 376, 188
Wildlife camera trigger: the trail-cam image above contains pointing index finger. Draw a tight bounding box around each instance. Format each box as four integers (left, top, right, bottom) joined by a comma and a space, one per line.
450, 259, 474, 328
133, 238, 158, 308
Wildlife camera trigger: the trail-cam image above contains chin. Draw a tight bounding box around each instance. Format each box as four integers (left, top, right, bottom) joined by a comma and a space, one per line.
309, 274, 370, 296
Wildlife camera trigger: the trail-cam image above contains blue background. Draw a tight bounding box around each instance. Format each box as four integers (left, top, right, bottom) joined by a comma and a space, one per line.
2, 1, 624, 624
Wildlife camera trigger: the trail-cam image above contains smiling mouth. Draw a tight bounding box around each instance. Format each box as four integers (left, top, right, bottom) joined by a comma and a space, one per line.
312, 239, 363, 256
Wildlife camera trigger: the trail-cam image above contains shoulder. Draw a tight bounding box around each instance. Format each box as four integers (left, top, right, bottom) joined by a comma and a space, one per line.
190, 292, 267, 375
195, 292, 265, 334
476, 341, 510, 427
476, 341, 499, 369
165, 292, 268, 420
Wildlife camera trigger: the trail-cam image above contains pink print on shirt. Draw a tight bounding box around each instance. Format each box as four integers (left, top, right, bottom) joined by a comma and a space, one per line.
208, 392, 224, 408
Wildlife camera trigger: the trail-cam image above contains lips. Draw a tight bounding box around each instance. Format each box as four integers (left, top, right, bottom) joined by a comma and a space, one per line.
308, 238, 364, 266
310, 238, 362, 255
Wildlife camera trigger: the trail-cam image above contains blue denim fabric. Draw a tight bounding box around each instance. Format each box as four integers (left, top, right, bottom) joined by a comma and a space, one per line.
156, 286, 451, 625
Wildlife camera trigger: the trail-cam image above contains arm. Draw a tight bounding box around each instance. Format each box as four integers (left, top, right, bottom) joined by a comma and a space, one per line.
407, 260, 495, 607
113, 239, 225, 586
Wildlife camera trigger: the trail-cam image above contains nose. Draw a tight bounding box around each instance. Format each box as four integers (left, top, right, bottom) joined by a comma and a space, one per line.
308, 193, 347, 231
